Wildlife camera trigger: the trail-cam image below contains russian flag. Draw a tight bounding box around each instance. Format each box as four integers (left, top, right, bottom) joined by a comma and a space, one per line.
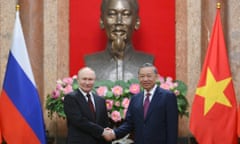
0, 9, 46, 143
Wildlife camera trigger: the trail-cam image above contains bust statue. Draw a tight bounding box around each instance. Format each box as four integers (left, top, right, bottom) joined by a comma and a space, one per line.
85, 0, 154, 81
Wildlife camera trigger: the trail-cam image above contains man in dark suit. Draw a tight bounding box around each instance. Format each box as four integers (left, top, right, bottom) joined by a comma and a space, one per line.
85, 0, 154, 81
64, 67, 111, 144
105, 63, 178, 144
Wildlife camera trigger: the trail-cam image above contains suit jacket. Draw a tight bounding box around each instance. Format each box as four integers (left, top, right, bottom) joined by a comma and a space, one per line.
114, 86, 178, 144
84, 45, 154, 81
64, 89, 110, 144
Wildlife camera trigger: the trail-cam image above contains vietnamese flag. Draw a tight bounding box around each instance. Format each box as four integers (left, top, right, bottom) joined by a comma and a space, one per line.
189, 5, 238, 144
238, 104, 240, 137
0, 127, 2, 143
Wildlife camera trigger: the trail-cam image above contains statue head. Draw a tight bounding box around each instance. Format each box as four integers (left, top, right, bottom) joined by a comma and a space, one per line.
100, 0, 140, 59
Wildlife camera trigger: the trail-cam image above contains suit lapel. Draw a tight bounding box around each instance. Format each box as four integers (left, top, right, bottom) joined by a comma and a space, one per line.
76, 89, 96, 121
76, 89, 88, 107
136, 92, 145, 119
93, 94, 100, 122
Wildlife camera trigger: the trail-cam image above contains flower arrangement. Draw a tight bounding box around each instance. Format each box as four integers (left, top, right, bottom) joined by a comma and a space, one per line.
94, 76, 189, 123
93, 79, 141, 123
46, 75, 188, 121
45, 75, 79, 119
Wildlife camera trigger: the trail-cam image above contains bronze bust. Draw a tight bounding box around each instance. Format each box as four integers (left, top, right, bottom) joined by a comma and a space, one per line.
85, 0, 154, 81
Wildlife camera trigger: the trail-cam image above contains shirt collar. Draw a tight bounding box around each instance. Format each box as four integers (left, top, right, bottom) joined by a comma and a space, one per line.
79, 88, 92, 98
144, 84, 157, 96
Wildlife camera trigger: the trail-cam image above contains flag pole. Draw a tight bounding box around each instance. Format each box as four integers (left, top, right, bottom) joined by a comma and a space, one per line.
217, 2, 221, 9
16, 4, 20, 11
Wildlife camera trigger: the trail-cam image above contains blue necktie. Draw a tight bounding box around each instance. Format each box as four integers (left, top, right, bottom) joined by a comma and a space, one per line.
143, 93, 150, 119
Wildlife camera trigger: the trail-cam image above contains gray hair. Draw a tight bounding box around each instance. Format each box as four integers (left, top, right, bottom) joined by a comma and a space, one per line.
101, 0, 139, 14
138, 63, 158, 74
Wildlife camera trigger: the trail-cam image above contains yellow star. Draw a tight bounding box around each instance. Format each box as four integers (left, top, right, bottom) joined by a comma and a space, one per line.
196, 68, 232, 115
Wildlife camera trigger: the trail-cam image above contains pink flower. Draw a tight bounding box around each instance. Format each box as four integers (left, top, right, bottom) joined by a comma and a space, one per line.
129, 84, 140, 94
122, 98, 130, 108
106, 99, 113, 110
56, 83, 63, 90
112, 85, 123, 96
111, 111, 122, 122
51, 90, 60, 99
63, 85, 73, 94
46, 76, 81, 119
166, 76, 173, 82
158, 75, 165, 83
160, 83, 171, 90
115, 101, 120, 107
96, 86, 108, 97
63, 77, 73, 85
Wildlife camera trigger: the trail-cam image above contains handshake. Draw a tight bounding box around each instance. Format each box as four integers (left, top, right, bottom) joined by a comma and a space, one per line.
102, 127, 116, 141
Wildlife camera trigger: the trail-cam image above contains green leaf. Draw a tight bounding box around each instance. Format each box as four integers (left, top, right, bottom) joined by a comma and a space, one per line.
72, 78, 79, 90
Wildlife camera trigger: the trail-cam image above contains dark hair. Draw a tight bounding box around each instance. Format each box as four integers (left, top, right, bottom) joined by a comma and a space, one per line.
101, 0, 139, 14
138, 63, 158, 74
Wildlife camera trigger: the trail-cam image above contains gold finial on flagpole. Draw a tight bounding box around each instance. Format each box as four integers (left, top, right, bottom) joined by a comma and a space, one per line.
16, 4, 20, 11
217, 2, 221, 9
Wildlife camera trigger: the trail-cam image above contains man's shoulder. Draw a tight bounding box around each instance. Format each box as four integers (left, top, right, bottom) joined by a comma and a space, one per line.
65, 90, 80, 98
93, 93, 105, 101
155, 86, 176, 101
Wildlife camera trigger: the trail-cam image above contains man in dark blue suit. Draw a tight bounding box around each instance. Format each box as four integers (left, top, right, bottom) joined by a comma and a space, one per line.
64, 67, 111, 144
106, 63, 178, 144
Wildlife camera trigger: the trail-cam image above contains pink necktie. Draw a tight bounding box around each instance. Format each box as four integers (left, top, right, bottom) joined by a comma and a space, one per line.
143, 93, 150, 119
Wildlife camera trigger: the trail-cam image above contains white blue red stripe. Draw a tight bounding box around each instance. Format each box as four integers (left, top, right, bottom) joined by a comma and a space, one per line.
0, 10, 46, 144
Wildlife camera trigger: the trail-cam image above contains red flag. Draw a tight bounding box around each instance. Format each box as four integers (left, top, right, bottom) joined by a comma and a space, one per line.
238, 104, 240, 137
189, 7, 238, 144
0, 127, 2, 143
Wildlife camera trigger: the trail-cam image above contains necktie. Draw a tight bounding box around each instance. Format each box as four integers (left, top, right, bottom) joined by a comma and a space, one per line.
143, 93, 150, 119
86, 94, 95, 117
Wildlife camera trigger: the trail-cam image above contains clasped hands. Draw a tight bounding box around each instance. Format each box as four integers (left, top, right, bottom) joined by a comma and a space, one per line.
102, 127, 116, 141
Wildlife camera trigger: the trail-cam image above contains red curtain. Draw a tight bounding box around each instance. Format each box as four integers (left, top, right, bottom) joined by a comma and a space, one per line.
70, 0, 175, 79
